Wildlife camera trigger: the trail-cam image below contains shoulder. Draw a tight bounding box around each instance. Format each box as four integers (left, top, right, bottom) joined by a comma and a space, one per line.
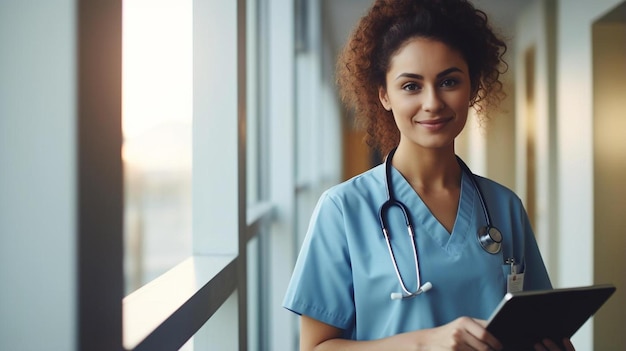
321, 164, 385, 204
472, 175, 524, 208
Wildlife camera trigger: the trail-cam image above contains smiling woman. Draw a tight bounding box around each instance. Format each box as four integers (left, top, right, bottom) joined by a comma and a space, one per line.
284, 1, 571, 350
122, 0, 193, 294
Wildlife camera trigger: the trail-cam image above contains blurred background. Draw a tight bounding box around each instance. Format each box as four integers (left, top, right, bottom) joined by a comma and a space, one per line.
1, 0, 625, 350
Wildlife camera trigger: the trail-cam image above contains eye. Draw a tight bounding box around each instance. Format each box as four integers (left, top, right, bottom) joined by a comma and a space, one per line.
440, 78, 458, 88
402, 82, 421, 91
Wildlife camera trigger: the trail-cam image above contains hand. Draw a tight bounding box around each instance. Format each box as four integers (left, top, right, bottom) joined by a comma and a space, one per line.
534, 338, 575, 351
423, 317, 503, 350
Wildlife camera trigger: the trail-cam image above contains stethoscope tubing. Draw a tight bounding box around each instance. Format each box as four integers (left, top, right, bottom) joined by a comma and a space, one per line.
456, 156, 492, 227
380, 147, 502, 299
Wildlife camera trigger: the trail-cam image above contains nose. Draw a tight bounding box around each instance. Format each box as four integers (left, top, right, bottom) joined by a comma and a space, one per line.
422, 86, 445, 113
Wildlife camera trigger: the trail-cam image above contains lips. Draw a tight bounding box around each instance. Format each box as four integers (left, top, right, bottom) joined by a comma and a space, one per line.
415, 116, 453, 131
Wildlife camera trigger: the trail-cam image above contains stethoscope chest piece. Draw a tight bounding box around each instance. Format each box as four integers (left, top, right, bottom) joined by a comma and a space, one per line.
477, 226, 502, 254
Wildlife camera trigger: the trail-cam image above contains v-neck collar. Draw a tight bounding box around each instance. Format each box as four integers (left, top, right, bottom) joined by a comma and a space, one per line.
388, 165, 476, 255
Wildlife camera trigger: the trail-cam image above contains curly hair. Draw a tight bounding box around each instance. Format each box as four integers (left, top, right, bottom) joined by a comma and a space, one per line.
337, 0, 508, 156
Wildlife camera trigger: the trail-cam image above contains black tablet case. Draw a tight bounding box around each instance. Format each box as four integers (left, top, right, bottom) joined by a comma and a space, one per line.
486, 284, 616, 351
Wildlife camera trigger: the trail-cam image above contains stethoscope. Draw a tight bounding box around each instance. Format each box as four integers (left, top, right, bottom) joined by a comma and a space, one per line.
379, 147, 503, 300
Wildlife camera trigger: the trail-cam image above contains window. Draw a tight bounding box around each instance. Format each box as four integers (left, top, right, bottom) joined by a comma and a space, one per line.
122, 0, 193, 294
123, 0, 249, 349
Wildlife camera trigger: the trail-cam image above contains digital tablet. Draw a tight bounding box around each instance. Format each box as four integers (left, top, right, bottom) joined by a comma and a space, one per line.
486, 284, 616, 350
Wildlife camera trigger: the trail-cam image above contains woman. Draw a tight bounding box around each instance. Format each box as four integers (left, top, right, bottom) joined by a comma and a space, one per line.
283, 0, 574, 350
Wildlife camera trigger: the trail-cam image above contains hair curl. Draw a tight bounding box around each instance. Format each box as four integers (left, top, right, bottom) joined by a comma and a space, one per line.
336, 0, 508, 156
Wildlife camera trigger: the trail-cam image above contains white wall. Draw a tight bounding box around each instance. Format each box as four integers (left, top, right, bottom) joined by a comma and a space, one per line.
593, 20, 626, 350
515, 0, 559, 281
556, 0, 624, 349
0, 1, 76, 350
556, 0, 623, 285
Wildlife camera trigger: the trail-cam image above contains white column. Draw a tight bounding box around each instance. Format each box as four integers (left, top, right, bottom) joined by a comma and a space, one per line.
0, 2, 77, 349
267, 0, 298, 349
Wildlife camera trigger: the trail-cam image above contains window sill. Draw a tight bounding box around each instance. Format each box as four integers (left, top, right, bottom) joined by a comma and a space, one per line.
123, 254, 238, 350
122, 201, 274, 350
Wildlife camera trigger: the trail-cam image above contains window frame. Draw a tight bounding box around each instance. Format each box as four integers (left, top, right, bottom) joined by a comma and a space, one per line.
77, 1, 124, 349
121, 0, 265, 350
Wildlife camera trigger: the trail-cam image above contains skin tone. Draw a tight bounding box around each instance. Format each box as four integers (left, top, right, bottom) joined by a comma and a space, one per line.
378, 37, 471, 234
300, 37, 575, 351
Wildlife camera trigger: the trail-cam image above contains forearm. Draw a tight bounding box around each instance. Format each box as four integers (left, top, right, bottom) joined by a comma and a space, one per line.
303, 317, 502, 351
311, 331, 424, 351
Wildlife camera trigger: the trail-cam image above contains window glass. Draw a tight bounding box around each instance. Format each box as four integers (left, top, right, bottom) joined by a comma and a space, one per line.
122, 0, 193, 294
247, 0, 261, 205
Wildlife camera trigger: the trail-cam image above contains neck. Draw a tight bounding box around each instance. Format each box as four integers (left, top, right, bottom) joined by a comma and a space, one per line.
390, 142, 461, 191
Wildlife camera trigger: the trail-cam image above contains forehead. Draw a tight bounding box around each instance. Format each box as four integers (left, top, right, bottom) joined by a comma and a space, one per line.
387, 37, 468, 76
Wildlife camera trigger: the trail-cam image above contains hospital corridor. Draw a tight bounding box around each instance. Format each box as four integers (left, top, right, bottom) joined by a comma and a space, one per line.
1, 0, 625, 350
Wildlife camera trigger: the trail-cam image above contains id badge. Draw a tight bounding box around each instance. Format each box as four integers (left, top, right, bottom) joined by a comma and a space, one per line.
504, 258, 524, 293
507, 270, 524, 293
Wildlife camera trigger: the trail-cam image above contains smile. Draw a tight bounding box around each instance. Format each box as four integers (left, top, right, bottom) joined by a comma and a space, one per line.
415, 117, 453, 131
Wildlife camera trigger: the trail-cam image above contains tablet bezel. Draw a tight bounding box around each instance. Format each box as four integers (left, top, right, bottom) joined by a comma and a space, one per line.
486, 284, 616, 350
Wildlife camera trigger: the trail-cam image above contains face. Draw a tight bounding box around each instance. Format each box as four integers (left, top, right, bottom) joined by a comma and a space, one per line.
378, 37, 472, 152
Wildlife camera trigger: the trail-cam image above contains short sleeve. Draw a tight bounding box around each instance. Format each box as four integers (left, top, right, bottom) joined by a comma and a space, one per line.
282, 191, 355, 330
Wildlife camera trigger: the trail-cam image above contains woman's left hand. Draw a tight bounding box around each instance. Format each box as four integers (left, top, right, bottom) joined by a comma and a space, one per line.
534, 337, 575, 351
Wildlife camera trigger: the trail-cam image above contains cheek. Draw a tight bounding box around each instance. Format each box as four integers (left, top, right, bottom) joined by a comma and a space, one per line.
391, 96, 419, 115
453, 101, 470, 115
448, 92, 472, 112
391, 107, 414, 129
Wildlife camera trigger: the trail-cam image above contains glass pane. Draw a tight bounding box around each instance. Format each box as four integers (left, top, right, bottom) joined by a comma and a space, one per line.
246, 0, 260, 205
122, 0, 193, 294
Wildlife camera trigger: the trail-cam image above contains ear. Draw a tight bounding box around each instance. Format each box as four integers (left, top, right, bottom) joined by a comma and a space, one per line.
469, 85, 479, 106
378, 86, 391, 111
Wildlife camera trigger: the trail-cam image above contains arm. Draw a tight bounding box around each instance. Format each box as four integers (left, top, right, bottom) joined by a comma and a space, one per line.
300, 315, 503, 351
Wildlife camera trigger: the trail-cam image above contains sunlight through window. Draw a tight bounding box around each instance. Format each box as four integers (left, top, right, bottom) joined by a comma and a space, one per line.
122, 0, 193, 295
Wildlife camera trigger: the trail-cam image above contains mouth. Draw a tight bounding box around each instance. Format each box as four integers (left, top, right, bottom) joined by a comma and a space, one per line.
415, 116, 454, 131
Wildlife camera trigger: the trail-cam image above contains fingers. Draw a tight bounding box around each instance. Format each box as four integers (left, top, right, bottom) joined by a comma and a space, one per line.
562, 338, 576, 351
431, 317, 502, 351
465, 321, 575, 351
534, 338, 576, 351
472, 318, 488, 327
459, 318, 503, 351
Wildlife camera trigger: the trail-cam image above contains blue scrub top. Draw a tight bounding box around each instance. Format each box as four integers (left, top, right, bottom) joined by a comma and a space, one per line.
283, 162, 551, 341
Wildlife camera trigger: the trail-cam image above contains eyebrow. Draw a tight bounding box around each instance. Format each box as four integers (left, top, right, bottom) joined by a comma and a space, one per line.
394, 67, 464, 81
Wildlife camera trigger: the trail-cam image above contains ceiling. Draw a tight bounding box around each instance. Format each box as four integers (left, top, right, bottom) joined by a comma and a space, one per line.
322, 0, 529, 54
